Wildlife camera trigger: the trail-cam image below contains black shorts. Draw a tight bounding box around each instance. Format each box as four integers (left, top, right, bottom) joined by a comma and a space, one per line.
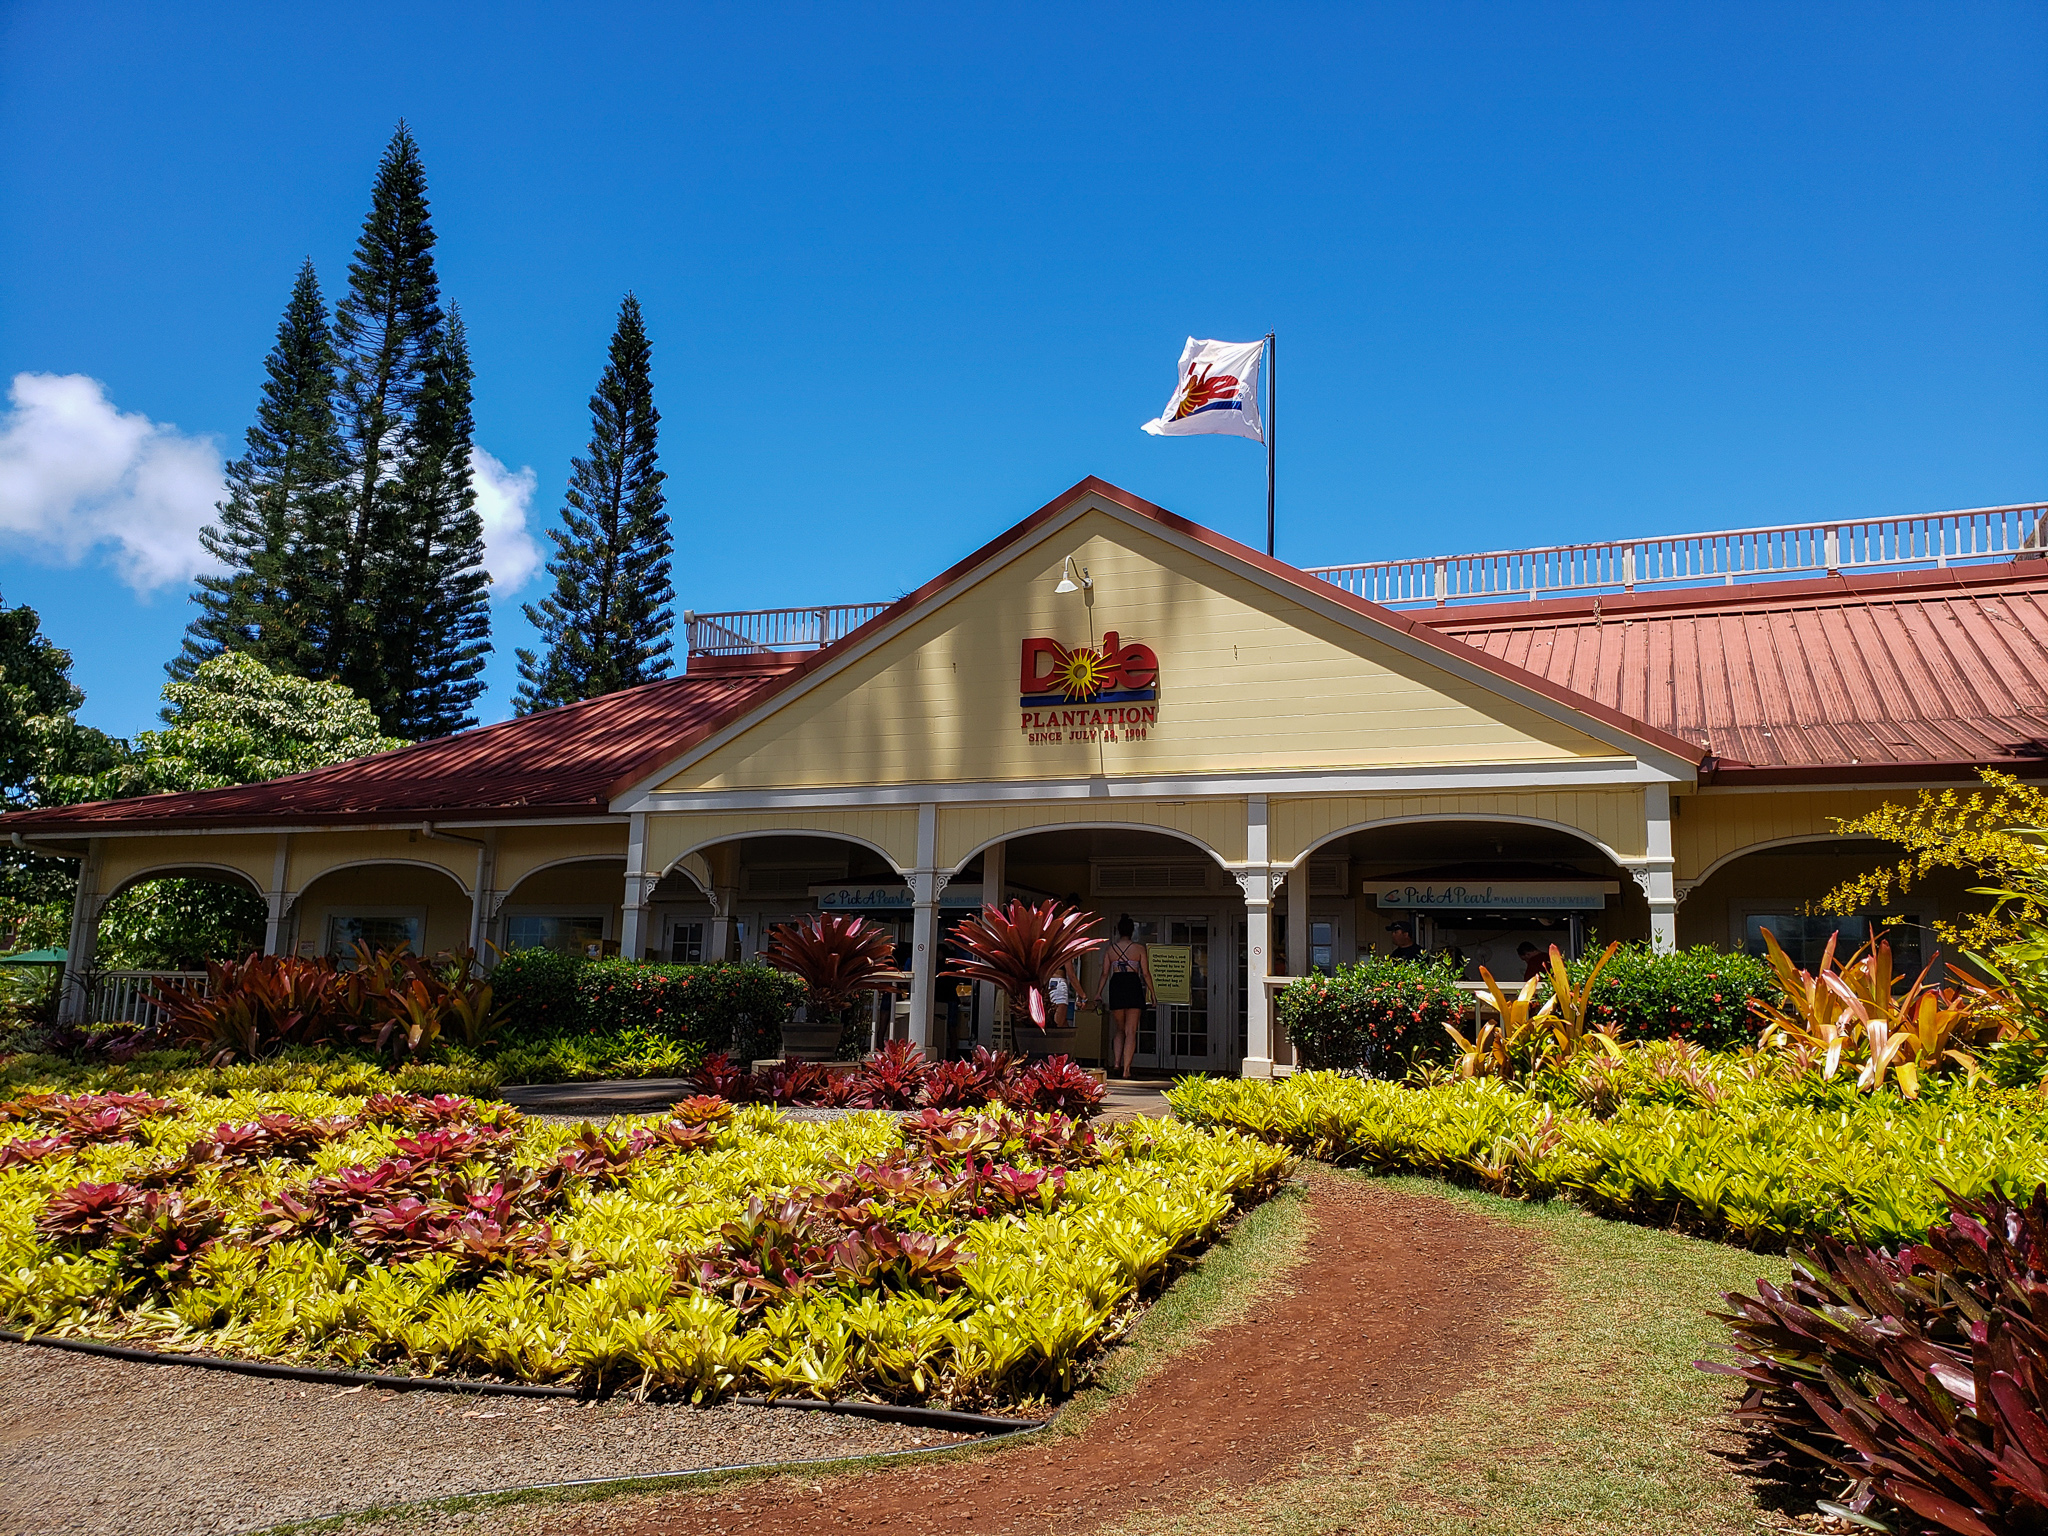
1106, 972, 1147, 1011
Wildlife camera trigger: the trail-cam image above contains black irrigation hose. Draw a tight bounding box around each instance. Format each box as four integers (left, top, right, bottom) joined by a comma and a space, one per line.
0, 1326, 575, 1398
0, 1327, 1047, 1434
247, 1420, 1049, 1536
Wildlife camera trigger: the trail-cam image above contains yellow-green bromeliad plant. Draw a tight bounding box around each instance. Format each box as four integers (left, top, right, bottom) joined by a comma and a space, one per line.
0, 1084, 1289, 1406
1167, 1058, 2048, 1251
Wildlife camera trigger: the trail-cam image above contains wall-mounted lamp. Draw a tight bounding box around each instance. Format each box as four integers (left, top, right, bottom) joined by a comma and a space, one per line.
1053, 556, 1092, 594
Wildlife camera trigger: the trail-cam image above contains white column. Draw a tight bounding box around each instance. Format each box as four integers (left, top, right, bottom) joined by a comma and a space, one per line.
262, 834, 293, 956
706, 843, 739, 964
1285, 867, 1310, 978
974, 839, 1005, 1046
909, 803, 941, 1050
1240, 796, 1276, 1079
60, 839, 105, 1026
1641, 783, 1679, 953
467, 834, 497, 960
620, 812, 653, 960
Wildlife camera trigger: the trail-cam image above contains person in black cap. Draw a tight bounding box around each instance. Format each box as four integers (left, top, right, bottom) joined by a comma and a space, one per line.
1385, 920, 1423, 962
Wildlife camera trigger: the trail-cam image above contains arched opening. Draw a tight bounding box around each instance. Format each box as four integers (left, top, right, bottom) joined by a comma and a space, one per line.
968, 825, 1242, 1075
1285, 818, 1638, 986
492, 857, 628, 959
1677, 835, 1978, 974
99, 865, 266, 971
289, 862, 471, 959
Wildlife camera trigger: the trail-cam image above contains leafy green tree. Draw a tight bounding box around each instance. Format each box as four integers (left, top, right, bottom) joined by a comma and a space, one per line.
65, 652, 407, 801
0, 595, 128, 939
515, 294, 673, 712
173, 259, 346, 681
57, 655, 407, 969
328, 122, 491, 738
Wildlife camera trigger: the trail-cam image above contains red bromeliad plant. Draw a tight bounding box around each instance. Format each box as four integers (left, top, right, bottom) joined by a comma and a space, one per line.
1707, 1183, 2048, 1535
763, 914, 899, 1018
943, 900, 1103, 1027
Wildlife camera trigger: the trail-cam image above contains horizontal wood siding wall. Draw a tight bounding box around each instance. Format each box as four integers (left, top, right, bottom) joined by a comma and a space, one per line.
662, 509, 1626, 794
935, 798, 1248, 871
645, 807, 921, 875
1675, 789, 1903, 883
1271, 788, 1649, 867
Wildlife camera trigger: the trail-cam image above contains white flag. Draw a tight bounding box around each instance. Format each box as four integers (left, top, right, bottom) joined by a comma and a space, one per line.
1141, 336, 1266, 443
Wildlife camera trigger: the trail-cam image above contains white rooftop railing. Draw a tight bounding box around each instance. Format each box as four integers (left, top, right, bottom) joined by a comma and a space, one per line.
683, 502, 2048, 662
684, 603, 892, 657
1304, 502, 2048, 609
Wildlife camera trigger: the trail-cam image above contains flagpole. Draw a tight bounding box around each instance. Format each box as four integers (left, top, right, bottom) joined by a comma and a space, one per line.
1265, 331, 1276, 558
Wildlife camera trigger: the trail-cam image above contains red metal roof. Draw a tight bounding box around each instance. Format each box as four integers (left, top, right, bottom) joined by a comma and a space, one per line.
5, 483, 2040, 839
1425, 562, 2048, 781
3, 670, 787, 833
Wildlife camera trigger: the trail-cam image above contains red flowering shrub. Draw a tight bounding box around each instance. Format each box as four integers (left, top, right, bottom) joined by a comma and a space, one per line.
1560, 943, 1782, 1049
0, 1133, 75, 1168
1277, 956, 1468, 1075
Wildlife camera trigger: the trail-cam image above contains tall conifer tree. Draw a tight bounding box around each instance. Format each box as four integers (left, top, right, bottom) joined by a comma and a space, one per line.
515, 294, 673, 714
174, 260, 344, 679
328, 122, 490, 737
389, 307, 492, 736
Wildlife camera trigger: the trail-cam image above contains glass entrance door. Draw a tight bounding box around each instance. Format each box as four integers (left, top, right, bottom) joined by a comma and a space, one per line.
1133, 917, 1214, 1074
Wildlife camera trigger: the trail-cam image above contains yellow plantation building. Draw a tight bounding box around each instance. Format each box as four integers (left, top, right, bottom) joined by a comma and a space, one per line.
9, 479, 2046, 1075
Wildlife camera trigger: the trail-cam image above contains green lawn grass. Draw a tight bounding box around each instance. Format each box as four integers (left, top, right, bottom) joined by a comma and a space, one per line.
1108, 1171, 1798, 1536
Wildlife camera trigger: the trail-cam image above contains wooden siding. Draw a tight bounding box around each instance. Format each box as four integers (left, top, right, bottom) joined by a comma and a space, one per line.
659, 510, 1628, 794
1272, 789, 1649, 867
645, 807, 921, 875
935, 798, 1249, 871
1675, 789, 1906, 883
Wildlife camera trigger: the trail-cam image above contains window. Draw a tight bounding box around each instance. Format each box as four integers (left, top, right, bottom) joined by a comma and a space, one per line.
671, 921, 705, 964
506, 914, 606, 955
1310, 920, 1335, 975
1742, 912, 1927, 975
325, 911, 423, 956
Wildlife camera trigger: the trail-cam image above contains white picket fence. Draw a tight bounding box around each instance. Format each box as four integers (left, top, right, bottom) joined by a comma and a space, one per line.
88, 970, 204, 1029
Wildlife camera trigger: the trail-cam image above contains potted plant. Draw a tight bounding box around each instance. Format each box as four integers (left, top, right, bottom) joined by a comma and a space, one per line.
944, 899, 1103, 1058
762, 913, 899, 1061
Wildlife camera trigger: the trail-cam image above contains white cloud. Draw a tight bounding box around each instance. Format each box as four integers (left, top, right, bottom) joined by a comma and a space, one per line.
0, 371, 543, 600
471, 446, 542, 595
0, 372, 226, 593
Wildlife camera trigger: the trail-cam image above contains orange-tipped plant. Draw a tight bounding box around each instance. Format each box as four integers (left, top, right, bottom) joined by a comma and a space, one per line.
1449, 942, 1627, 1080
943, 899, 1104, 1027
1749, 927, 2011, 1095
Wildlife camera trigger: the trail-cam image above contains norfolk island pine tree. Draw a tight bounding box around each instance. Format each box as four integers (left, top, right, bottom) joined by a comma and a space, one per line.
381, 304, 491, 739
173, 259, 346, 682
327, 122, 490, 738
514, 293, 674, 713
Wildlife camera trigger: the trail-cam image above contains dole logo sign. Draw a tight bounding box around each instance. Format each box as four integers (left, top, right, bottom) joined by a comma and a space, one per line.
1019, 633, 1160, 745
1019, 632, 1159, 704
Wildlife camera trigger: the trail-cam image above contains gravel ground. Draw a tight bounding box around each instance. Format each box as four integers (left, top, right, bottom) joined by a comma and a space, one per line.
0, 1343, 963, 1536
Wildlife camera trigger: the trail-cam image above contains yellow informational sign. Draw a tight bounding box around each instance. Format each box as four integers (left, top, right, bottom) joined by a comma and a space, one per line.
1147, 945, 1193, 1006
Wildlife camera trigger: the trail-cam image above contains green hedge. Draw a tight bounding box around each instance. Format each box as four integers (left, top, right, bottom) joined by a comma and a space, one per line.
492, 950, 804, 1064
1276, 956, 1468, 1075
1563, 943, 1782, 1049
491, 948, 586, 1042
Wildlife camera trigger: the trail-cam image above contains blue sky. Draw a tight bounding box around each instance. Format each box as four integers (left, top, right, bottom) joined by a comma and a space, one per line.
1, 2, 2043, 738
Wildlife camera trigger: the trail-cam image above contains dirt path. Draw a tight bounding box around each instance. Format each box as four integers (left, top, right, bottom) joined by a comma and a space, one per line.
544, 1170, 1543, 1536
